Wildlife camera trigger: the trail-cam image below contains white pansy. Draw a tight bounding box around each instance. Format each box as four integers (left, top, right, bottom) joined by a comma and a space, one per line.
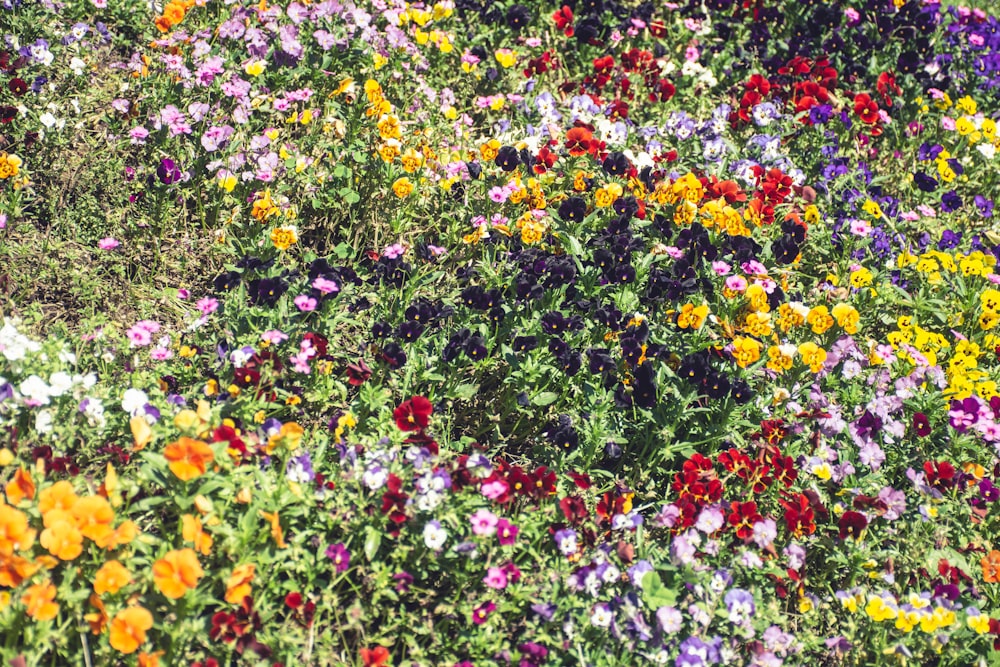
48, 371, 73, 396
423, 521, 448, 550
121, 388, 148, 415
19, 375, 51, 405
35, 410, 54, 435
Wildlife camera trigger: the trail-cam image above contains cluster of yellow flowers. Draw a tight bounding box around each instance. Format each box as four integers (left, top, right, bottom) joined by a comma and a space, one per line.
898, 248, 994, 285
860, 591, 961, 635
401, 3, 457, 55
925, 93, 1000, 161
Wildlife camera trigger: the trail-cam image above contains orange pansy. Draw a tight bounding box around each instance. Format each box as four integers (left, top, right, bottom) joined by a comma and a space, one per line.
72, 495, 115, 543
84, 593, 108, 634
0, 553, 40, 587
0, 504, 36, 556
109, 606, 153, 654
5, 467, 35, 504
152, 548, 204, 599
38, 480, 78, 514
39, 511, 83, 561
21, 580, 59, 621
94, 560, 132, 595
983, 550, 1000, 583
138, 651, 165, 667
260, 510, 287, 549
96, 519, 139, 550
224, 563, 255, 604
181, 514, 213, 556
163, 437, 215, 481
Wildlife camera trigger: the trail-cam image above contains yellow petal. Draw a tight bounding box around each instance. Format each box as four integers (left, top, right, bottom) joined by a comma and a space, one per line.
130, 416, 152, 452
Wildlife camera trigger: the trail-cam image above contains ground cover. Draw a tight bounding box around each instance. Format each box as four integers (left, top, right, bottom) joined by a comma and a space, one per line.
2, 0, 1000, 665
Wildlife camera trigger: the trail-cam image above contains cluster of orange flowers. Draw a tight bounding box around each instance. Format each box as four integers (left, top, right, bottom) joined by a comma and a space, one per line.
1, 471, 138, 592
0, 467, 161, 656
0, 464, 214, 657
154, 0, 199, 33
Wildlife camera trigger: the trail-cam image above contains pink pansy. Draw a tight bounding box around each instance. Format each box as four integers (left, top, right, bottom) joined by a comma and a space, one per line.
196, 297, 219, 315
725, 276, 748, 292
383, 243, 406, 259
126, 327, 152, 347
150, 347, 173, 361
496, 518, 519, 546
312, 277, 339, 294
98, 237, 120, 250
480, 479, 509, 501
262, 330, 289, 344
294, 295, 317, 312
711, 261, 731, 276
483, 567, 508, 590
470, 509, 499, 536
849, 219, 871, 237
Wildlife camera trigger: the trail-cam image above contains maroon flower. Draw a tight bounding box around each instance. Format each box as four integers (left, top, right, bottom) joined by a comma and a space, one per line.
393, 571, 414, 593
345, 359, 372, 386
924, 460, 956, 491
7, 78, 26, 96
838, 511, 868, 540
560, 496, 589, 524
302, 332, 328, 356
913, 412, 931, 437
393, 396, 432, 432
381, 473, 409, 524
285, 592, 314, 627
568, 471, 591, 490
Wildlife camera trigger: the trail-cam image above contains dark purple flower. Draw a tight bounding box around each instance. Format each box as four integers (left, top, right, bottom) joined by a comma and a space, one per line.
938, 229, 963, 250
157, 158, 181, 185
940, 190, 962, 213
975, 195, 994, 218
979, 479, 1000, 502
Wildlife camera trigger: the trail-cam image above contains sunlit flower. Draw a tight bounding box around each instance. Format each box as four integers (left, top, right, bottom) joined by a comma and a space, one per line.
109, 606, 153, 654
163, 437, 215, 481
152, 548, 204, 599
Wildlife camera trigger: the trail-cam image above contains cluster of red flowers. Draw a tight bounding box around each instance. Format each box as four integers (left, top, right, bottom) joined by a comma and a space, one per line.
209, 597, 272, 660
731, 55, 895, 138
778, 56, 838, 118
734, 74, 773, 125
748, 166, 794, 226
667, 419, 805, 541
573, 50, 675, 116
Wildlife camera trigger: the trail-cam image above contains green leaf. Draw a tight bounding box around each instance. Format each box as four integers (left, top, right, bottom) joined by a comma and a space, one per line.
364, 525, 382, 561
641, 571, 677, 609
451, 383, 479, 400
339, 188, 361, 204
532, 391, 560, 406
